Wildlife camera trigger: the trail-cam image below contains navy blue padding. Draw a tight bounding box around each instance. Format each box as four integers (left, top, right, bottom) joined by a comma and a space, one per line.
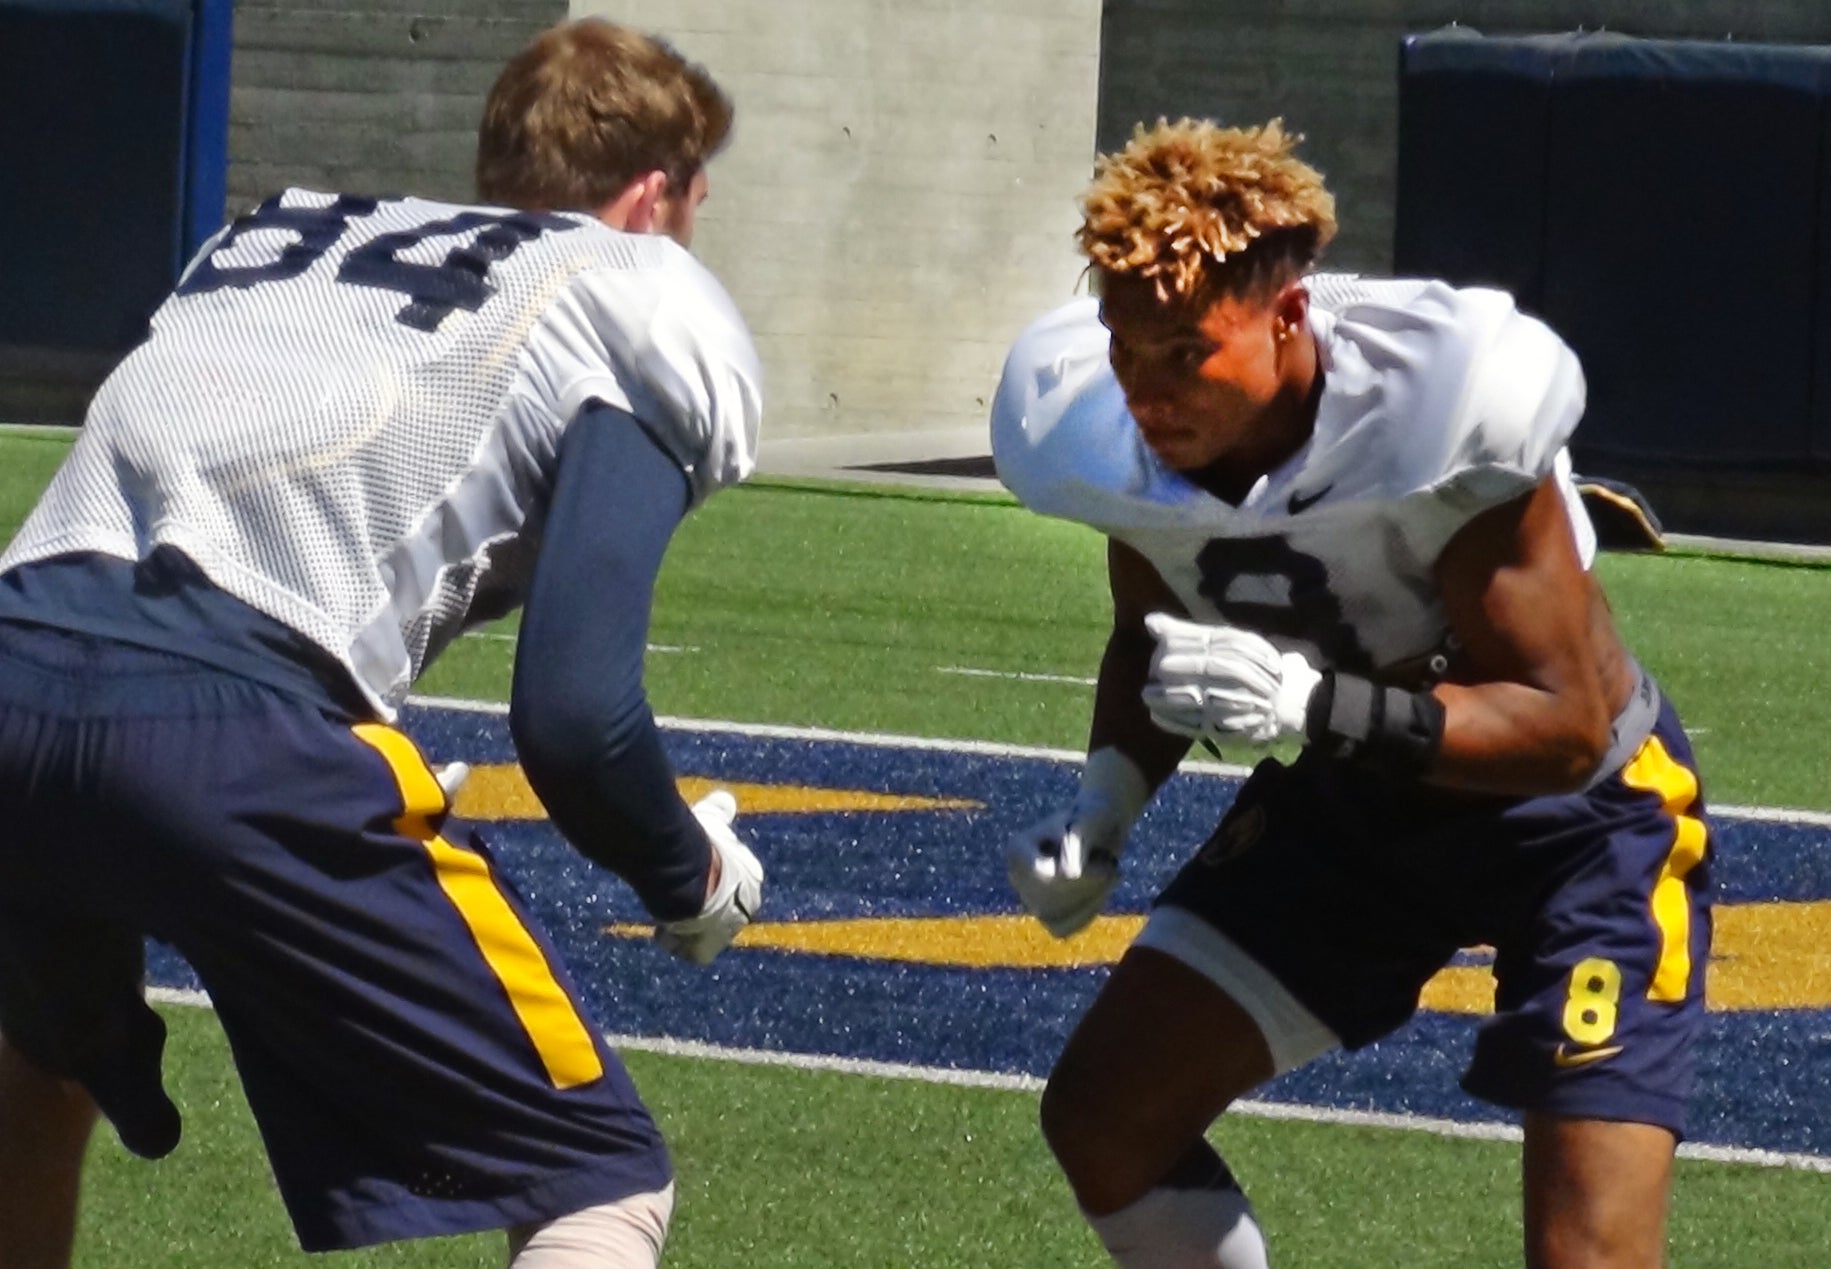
1396, 29, 1831, 475
0, 0, 201, 351
184, 0, 233, 262
1543, 35, 1831, 467
1818, 94, 1831, 464
1395, 28, 1559, 312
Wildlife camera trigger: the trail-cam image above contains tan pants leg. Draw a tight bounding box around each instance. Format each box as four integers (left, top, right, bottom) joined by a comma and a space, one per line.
506, 1183, 675, 1269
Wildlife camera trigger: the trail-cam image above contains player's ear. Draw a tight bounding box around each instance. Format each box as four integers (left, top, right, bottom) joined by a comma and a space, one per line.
594, 171, 670, 235
1271, 280, 1309, 344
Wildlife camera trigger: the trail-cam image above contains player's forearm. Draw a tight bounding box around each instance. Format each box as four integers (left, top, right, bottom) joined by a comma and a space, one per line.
511, 688, 714, 920
1424, 678, 1612, 796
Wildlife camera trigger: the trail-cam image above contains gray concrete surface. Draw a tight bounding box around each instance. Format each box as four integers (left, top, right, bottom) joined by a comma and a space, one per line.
227, 0, 564, 213
574, 0, 1101, 448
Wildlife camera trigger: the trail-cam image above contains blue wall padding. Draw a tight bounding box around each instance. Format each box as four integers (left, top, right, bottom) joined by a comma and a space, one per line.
1818, 100, 1831, 464
185, 0, 233, 263
1394, 30, 1555, 315
0, 0, 227, 354
1396, 30, 1831, 472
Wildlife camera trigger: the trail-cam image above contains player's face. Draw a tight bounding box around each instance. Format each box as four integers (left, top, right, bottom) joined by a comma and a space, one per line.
1100, 273, 1294, 473
655, 168, 710, 249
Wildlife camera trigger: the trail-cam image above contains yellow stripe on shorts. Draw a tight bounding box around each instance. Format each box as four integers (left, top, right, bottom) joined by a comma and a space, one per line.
1619, 734, 1710, 1004
353, 723, 604, 1088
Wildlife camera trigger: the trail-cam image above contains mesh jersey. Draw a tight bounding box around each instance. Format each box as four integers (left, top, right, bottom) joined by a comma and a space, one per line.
991, 274, 1595, 678
1, 190, 763, 720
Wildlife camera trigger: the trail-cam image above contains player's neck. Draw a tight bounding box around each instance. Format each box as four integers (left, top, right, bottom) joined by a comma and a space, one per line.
1189, 339, 1323, 505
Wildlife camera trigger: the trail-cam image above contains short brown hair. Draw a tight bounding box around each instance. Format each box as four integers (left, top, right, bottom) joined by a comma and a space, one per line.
476, 19, 734, 212
1078, 118, 1337, 302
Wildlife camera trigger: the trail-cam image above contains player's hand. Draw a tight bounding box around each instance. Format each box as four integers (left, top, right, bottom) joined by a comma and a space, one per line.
655, 790, 764, 964
1006, 749, 1149, 938
1142, 613, 1322, 746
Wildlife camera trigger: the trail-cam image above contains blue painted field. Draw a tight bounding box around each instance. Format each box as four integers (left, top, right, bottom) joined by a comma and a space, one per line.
147, 700, 1831, 1161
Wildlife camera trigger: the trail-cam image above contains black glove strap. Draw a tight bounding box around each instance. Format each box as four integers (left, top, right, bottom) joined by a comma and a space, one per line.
1303, 670, 1446, 779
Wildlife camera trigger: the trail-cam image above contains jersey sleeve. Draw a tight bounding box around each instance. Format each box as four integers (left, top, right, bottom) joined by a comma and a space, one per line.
533, 240, 764, 506
1382, 287, 1594, 565
509, 401, 713, 921
1433, 295, 1587, 506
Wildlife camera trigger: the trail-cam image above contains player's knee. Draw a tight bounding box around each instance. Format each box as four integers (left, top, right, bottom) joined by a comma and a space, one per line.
506, 1183, 674, 1268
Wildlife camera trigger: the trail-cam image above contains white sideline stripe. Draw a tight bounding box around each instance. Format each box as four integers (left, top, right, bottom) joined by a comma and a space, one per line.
1713, 802, 1831, 829
460, 632, 698, 654
0, 423, 80, 439
938, 665, 1098, 686
408, 692, 1253, 776
407, 694, 1831, 821
141, 986, 1830, 1174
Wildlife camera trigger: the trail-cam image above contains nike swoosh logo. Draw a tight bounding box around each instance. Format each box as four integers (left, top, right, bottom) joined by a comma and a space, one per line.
1553, 1043, 1624, 1069
1287, 484, 1332, 514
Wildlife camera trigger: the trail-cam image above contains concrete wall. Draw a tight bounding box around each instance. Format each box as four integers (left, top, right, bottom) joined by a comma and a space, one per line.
570, 0, 1101, 463
22, 1, 1829, 457
208, 0, 1105, 462
1098, 1, 1831, 274
227, 0, 563, 215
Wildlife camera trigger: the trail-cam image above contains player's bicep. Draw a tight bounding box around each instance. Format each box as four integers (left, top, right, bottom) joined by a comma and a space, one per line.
1434, 475, 1595, 692
1429, 474, 1614, 790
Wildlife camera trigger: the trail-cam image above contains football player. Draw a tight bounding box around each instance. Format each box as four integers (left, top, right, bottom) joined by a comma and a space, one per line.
993, 119, 1711, 1268
0, 19, 762, 1268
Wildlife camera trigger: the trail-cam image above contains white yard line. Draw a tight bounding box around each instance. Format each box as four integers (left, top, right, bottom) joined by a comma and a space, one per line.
143, 986, 1830, 1175
409, 692, 1251, 776
460, 632, 698, 654
1712, 802, 1831, 829
937, 665, 1098, 686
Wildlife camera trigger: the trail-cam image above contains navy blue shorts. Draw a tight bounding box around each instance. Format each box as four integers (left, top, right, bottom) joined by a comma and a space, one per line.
0, 625, 670, 1250
1157, 690, 1711, 1135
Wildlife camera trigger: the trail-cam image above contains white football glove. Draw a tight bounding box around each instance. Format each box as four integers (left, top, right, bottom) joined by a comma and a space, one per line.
1007, 748, 1151, 938
1142, 613, 1323, 747
655, 790, 765, 965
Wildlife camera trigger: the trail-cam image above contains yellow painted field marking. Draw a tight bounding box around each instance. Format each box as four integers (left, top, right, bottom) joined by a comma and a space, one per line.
1703, 899, 1831, 1010
608, 902, 1831, 1013
450, 763, 977, 819
448, 762, 1830, 1012
609, 914, 1143, 968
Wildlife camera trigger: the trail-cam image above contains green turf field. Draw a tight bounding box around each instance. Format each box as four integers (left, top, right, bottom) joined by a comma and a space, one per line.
3, 429, 1829, 1266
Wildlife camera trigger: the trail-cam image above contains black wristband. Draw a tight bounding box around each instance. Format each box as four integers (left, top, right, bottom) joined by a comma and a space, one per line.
1303, 670, 1446, 778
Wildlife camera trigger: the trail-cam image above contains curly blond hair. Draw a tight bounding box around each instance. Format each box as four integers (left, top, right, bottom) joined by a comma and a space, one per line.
1078, 118, 1337, 301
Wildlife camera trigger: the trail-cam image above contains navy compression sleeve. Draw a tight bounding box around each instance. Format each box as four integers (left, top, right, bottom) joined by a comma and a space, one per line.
509, 402, 711, 922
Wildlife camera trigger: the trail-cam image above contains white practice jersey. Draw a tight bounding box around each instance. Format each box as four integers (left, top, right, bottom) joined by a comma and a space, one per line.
2, 190, 763, 719
992, 274, 1595, 678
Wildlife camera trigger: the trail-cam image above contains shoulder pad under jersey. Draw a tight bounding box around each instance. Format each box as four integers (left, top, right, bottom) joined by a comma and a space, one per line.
991, 297, 1208, 531
1301, 274, 1586, 513
535, 231, 763, 505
